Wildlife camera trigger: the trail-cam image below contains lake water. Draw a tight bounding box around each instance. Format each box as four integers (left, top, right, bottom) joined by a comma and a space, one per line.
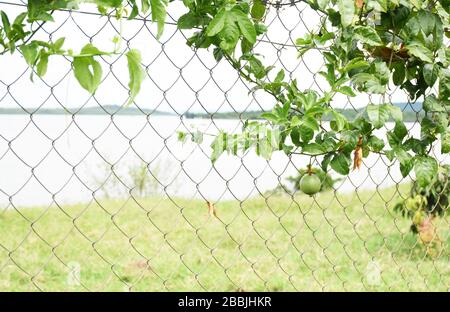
0, 114, 447, 207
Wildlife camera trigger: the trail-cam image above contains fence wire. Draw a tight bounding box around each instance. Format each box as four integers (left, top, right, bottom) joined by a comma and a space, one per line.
0, 0, 448, 291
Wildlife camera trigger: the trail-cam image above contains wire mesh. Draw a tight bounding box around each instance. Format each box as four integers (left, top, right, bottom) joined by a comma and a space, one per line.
0, 0, 448, 291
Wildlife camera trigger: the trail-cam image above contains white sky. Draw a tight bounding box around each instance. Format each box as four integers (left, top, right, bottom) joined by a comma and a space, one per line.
0, 0, 410, 113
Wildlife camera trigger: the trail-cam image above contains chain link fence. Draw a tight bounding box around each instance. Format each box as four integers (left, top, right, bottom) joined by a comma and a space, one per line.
0, 0, 448, 291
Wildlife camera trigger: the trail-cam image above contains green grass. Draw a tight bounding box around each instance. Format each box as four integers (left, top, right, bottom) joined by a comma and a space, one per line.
0, 185, 448, 291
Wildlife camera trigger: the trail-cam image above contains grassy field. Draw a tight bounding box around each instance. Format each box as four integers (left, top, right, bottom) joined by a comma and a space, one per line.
0, 185, 448, 291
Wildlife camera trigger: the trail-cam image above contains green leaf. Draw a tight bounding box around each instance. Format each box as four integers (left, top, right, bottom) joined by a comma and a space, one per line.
191, 130, 204, 144
219, 13, 240, 51
392, 63, 405, 86
385, 150, 395, 162
126, 49, 146, 106
366, 104, 390, 129
331, 111, 347, 131
301, 115, 320, 131
373, 62, 390, 85
94, 0, 123, 8
51, 37, 65, 52
77, 46, 108, 57
368, 136, 385, 152
442, 129, 450, 154
414, 156, 438, 188
393, 122, 408, 141
177, 131, 187, 143
27, 0, 55, 22
298, 91, 318, 111
405, 43, 434, 63
388, 105, 403, 123
299, 126, 314, 143
36, 52, 49, 77
399, 159, 414, 178
290, 115, 301, 127
213, 47, 224, 61
330, 153, 351, 175
302, 143, 326, 155
420, 117, 437, 140
353, 26, 383, 46
423, 64, 438, 87
317, 0, 330, 10
73, 44, 103, 94
393, 147, 412, 167
403, 10, 443, 49
321, 153, 332, 172
177, 13, 202, 29
231, 8, 257, 44
341, 130, 359, 152
423, 95, 445, 113
337, 0, 355, 27
274, 69, 285, 83
258, 136, 273, 160
13, 12, 27, 26
440, 0, 450, 14
151, 0, 167, 39
1, 11, 11, 34
404, 138, 427, 155
434, 112, 448, 134
342, 58, 369, 72
439, 69, 450, 99
128, 1, 139, 20
290, 127, 301, 146
261, 112, 278, 123
20, 43, 38, 66
351, 73, 386, 94
206, 8, 227, 36
245, 54, 266, 78
305, 105, 325, 116
336, 86, 356, 97
211, 132, 226, 163
366, 0, 388, 12
141, 0, 151, 14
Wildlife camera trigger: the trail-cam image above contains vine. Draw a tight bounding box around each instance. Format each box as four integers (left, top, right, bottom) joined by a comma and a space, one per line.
179, 0, 450, 193
0, 0, 449, 192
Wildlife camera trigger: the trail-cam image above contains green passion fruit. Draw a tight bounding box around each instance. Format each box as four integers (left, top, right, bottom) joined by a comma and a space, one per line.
299, 174, 322, 195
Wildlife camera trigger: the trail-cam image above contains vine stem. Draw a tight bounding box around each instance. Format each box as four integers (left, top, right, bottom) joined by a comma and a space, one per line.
223, 53, 283, 102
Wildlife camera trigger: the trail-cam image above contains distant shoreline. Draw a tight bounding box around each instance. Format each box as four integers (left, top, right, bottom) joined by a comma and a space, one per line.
0, 102, 423, 122
0, 105, 174, 116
